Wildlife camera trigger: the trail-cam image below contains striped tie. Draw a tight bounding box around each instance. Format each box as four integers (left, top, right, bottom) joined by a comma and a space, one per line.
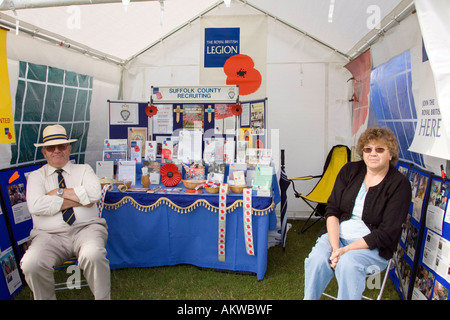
56, 169, 75, 225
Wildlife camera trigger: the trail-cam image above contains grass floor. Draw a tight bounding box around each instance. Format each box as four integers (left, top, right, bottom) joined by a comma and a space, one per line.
13, 219, 401, 300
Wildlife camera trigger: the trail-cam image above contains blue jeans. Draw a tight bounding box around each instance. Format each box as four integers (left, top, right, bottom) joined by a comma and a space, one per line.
304, 233, 389, 300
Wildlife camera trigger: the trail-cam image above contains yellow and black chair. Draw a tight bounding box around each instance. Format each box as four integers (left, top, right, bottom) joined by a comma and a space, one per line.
290, 145, 350, 234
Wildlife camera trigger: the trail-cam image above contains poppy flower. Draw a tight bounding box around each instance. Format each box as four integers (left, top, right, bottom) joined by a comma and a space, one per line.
224, 54, 262, 95
231, 104, 242, 116
145, 105, 158, 118
160, 163, 181, 187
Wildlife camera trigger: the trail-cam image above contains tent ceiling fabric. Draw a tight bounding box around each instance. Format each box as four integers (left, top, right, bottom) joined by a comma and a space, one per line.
0, 0, 412, 65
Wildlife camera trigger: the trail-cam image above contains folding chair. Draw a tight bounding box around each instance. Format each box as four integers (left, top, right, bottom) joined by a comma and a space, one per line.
54, 257, 88, 291
322, 258, 394, 300
52, 190, 105, 293
290, 145, 350, 234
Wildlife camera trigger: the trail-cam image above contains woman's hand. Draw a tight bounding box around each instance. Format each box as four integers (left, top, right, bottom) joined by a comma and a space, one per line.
329, 247, 346, 269
329, 238, 369, 269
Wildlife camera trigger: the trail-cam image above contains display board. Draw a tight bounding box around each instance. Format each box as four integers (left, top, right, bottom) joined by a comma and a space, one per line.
107, 87, 268, 165
390, 163, 432, 299
149, 86, 241, 153
396, 160, 411, 178
412, 175, 450, 300
0, 163, 41, 299
0, 206, 20, 299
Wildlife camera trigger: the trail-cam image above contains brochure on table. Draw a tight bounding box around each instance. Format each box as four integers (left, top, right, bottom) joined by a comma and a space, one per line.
106, 87, 271, 193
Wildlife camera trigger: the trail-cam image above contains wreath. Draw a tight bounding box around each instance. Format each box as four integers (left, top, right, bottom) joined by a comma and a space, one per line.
160, 163, 181, 187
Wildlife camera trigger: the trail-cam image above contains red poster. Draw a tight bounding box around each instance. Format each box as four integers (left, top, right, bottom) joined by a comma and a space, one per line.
345, 50, 371, 135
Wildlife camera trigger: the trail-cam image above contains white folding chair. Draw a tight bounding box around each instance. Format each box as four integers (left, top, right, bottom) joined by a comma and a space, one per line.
54, 257, 88, 291
322, 258, 393, 300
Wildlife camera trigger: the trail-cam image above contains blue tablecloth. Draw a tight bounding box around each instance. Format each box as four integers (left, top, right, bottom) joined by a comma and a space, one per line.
102, 183, 280, 280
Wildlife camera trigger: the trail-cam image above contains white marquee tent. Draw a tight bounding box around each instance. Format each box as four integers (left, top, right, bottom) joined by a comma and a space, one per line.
0, 0, 449, 217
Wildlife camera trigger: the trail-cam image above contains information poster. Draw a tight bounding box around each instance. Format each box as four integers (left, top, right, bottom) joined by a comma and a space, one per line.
412, 176, 450, 300
0, 247, 21, 297
0, 164, 40, 259
152, 104, 173, 134
0, 205, 22, 299
183, 105, 204, 130
0, 163, 41, 299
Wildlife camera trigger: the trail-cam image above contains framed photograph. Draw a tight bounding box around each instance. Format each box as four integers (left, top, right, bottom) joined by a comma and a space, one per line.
109, 102, 139, 125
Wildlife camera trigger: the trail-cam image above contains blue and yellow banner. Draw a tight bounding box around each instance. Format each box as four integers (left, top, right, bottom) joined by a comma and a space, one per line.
0, 28, 15, 144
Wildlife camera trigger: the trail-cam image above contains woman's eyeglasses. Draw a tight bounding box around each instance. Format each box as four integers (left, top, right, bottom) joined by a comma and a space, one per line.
363, 147, 386, 154
44, 144, 69, 152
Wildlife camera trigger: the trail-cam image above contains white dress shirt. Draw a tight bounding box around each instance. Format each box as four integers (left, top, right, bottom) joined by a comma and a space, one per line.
26, 161, 102, 231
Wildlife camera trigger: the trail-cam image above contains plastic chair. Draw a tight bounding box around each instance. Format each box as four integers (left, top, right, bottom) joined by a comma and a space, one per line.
290, 145, 351, 233
322, 258, 394, 300
54, 257, 88, 291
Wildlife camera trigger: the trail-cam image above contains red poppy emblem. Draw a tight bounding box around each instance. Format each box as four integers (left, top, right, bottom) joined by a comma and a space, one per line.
160, 163, 181, 187
145, 105, 158, 118
224, 54, 262, 95
231, 104, 242, 116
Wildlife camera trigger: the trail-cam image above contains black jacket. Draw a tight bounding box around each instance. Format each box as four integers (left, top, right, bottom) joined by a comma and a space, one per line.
322, 160, 412, 260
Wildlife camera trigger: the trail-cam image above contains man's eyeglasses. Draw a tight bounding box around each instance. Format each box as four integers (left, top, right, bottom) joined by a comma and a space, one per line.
363, 147, 386, 154
44, 144, 69, 152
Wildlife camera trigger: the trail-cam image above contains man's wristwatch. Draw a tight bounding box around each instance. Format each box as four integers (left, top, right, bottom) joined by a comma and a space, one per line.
57, 188, 64, 197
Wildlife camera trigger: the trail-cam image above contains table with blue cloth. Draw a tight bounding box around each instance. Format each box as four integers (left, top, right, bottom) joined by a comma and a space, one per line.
102, 181, 280, 280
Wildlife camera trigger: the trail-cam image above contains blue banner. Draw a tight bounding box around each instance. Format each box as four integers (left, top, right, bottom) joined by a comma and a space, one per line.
204, 28, 240, 68
370, 51, 425, 168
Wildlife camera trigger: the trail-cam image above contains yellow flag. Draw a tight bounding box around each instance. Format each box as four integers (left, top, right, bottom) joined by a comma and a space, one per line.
0, 28, 15, 144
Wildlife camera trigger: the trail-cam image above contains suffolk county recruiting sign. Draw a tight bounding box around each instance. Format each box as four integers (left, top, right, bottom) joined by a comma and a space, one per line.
151, 86, 239, 103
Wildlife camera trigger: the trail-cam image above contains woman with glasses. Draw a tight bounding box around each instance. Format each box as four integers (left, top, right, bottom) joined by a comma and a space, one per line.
303, 126, 412, 300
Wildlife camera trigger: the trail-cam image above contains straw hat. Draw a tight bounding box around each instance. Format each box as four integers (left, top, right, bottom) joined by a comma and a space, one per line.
34, 124, 78, 147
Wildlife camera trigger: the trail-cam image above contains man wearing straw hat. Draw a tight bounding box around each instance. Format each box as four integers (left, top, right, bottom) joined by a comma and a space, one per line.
21, 124, 110, 300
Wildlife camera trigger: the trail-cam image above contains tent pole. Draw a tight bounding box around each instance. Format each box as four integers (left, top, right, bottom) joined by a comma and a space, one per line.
124, 0, 351, 66
0, 0, 154, 11
0, 12, 125, 66
238, 0, 350, 61
124, 0, 222, 65
347, 0, 415, 60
